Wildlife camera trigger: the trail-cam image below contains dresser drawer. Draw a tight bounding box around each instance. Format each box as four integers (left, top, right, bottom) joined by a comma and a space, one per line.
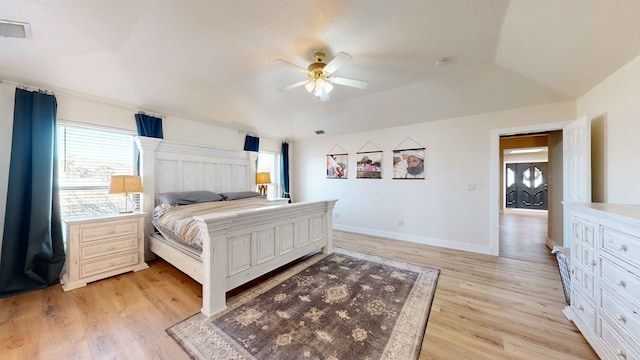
602, 227, 640, 268
80, 235, 138, 260
572, 290, 597, 332
601, 319, 640, 360
601, 288, 640, 350
80, 252, 139, 278
601, 257, 640, 307
79, 219, 139, 243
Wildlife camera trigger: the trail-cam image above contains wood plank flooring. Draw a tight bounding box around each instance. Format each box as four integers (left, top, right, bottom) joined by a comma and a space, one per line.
499, 210, 551, 263
0, 214, 597, 359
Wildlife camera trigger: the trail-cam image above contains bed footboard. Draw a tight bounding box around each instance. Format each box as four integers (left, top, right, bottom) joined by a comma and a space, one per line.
195, 199, 337, 317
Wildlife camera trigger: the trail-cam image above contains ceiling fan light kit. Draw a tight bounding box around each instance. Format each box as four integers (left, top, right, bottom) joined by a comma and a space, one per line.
276, 51, 368, 102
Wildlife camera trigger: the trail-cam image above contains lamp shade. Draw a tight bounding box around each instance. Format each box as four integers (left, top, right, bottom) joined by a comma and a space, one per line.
108, 175, 143, 194
256, 172, 271, 185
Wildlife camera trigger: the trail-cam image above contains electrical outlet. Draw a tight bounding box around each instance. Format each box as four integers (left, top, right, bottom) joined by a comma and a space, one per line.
397, 219, 404, 226
466, 183, 476, 191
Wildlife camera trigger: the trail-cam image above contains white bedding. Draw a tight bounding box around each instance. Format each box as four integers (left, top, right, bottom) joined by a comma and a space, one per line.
154, 197, 284, 251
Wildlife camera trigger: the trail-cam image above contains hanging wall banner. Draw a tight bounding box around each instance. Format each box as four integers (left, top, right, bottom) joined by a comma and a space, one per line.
356, 151, 382, 179
392, 148, 425, 179
326, 154, 348, 179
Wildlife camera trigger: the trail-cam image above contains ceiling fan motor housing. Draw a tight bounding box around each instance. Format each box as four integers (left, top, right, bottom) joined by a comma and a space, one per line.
308, 52, 327, 79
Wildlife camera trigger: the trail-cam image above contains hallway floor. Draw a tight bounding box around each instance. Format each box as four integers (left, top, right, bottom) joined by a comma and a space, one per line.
499, 210, 552, 263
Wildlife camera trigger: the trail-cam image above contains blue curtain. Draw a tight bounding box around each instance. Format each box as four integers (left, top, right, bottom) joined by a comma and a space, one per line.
0, 89, 65, 298
135, 113, 163, 138
243, 135, 260, 152
281, 142, 291, 202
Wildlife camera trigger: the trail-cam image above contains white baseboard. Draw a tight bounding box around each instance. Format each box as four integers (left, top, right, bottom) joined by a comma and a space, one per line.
503, 208, 548, 215
333, 224, 493, 255
545, 236, 560, 250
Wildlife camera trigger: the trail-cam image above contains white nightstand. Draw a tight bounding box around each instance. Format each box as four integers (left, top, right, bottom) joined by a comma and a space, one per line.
61, 212, 148, 291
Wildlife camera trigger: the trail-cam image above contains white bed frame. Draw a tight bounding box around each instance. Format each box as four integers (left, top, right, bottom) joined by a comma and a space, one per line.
135, 136, 336, 317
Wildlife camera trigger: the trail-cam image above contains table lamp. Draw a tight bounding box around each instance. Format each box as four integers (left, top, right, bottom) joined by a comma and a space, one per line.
256, 172, 271, 197
108, 175, 143, 213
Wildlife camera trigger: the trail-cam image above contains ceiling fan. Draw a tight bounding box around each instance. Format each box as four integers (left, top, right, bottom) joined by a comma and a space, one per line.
275, 51, 368, 102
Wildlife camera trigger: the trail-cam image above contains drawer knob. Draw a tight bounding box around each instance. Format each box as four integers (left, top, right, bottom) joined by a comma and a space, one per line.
108, 246, 116, 251
616, 314, 627, 323
615, 349, 626, 359
590, 260, 597, 266
619, 244, 628, 252
110, 262, 116, 267
577, 305, 584, 311
617, 280, 627, 287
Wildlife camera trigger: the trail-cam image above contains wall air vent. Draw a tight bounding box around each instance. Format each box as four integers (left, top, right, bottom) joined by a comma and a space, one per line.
0, 20, 31, 39
315, 130, 325, 135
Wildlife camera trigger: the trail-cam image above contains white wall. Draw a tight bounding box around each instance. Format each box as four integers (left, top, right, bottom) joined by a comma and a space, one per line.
577, 53, 640, 205
56, 93, 283, 153
0, 83, 15, 252
293, 101, 575, 254
0, 82, 284, 258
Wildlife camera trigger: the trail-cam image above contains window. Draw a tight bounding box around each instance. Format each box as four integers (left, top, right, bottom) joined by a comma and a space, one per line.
57, 122, 136, 217
257, 152, 280, 199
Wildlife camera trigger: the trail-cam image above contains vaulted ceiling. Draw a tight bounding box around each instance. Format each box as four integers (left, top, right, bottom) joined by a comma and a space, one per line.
2, 1, 640, 140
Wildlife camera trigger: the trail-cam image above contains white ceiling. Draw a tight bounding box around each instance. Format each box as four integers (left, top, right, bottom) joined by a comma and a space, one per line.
2, 0, 640, 140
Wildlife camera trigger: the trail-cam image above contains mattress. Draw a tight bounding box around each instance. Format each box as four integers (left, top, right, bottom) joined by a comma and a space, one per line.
152, 197, 283, 253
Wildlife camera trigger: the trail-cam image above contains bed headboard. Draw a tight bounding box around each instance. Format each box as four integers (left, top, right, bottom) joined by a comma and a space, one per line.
135, 136, 256, 241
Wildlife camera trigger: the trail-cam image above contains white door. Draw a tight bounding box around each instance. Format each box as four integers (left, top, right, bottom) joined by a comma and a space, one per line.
563, 116, 591, 248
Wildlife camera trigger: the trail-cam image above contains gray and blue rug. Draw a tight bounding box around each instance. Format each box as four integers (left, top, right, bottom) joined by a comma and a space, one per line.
167, 248, 439, 360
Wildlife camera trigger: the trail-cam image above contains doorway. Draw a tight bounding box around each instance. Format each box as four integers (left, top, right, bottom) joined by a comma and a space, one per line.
500, 135, 551, 260
489, 121, 568, 256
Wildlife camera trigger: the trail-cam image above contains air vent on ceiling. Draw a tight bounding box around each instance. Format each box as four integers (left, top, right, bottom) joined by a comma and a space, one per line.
315, 130, 325, 135
0, 20, 31, 39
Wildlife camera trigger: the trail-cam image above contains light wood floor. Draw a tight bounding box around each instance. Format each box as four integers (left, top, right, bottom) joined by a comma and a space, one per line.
0, 215, 597, 359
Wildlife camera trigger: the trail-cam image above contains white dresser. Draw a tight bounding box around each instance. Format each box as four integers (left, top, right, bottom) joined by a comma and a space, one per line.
565, 203, 640, 359
61, 212, 148, 291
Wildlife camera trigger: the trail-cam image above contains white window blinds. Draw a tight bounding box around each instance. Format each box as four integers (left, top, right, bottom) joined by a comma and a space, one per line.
57, 122, 136, 217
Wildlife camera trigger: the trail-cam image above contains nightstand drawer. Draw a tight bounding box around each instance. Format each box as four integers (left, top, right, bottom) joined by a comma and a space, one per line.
80, 235, 139, 260
79, 220, 139, 243
80, 252, 139, 278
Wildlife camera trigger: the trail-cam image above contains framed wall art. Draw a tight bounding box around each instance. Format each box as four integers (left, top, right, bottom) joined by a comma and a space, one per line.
392, 148, 425, 179
326, 154, 348, 179
356, 151, 382, 179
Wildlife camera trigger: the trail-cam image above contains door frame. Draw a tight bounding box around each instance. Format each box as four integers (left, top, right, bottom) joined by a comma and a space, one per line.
489, 121, 569, 255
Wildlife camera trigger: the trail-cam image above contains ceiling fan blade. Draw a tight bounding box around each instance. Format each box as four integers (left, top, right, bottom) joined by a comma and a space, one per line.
319, 91, 330, 102
274, 59, 309, 74
323, 52, 352, 74
328, 76, 369, 89
278, 80, 308, 91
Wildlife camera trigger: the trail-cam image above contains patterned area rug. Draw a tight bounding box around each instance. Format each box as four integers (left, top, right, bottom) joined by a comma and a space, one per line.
167, 248, 440, 360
